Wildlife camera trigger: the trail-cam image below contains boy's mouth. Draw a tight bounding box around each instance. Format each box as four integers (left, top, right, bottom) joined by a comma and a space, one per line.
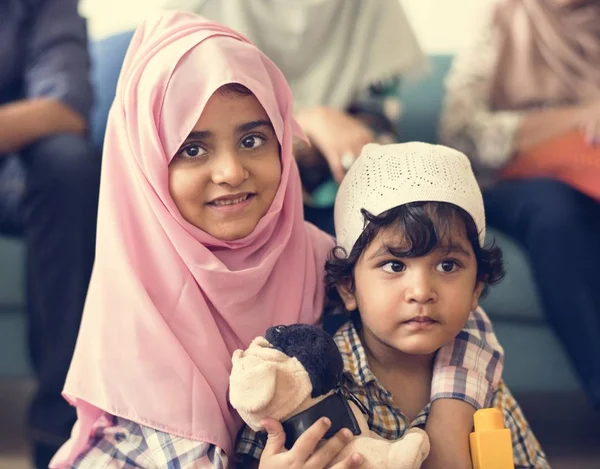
403, 315, 438, 326
208, 193, 255, 206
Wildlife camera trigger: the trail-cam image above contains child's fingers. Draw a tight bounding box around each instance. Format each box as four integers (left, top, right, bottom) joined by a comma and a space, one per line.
289, 417, 332, 461
261, 419, 287, 457
305, 428, 355, 468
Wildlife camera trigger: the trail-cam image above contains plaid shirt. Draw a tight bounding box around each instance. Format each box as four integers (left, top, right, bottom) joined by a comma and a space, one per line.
68, 415, 228, 469
68, 310, 508, 468
236, 313, 548, 468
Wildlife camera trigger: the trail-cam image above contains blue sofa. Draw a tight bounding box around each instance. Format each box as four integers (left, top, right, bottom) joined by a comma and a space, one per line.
0, 33, 581, 394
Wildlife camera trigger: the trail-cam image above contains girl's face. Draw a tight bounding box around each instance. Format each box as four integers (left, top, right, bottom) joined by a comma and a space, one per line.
338, 220, 483, 358
169, 89, 282, 241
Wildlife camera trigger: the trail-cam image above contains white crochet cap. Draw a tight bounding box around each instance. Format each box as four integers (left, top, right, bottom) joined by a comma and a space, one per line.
334, 142, 486, 255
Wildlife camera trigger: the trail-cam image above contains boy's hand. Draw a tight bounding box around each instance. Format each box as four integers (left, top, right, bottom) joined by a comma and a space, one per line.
258, 417, 363, 469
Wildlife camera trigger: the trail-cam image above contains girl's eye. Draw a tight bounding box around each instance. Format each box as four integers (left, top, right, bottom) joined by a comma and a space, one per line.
436, 260, 459, 273
240, 135, 265, 150
179, 144, 207, 159
382, 261, 406, 273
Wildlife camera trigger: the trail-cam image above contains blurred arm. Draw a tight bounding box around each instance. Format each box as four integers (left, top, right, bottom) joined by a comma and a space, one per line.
0, 0, 92, 154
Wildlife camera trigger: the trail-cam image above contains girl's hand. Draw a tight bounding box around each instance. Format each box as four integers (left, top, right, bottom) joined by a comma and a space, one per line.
258, 417, 363, 469
296, 107, 375, 183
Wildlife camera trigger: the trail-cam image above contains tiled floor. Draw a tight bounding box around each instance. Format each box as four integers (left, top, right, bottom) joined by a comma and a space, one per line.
1, 379, 599, 468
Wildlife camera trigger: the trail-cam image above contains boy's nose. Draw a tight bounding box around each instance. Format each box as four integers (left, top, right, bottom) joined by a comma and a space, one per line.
404, 273, 438, 304
211, 151, 248, 187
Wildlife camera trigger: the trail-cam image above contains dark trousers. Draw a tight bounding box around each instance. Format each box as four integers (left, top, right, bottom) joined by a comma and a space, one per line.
0, 134, 100, 466
484, 178, 600, 407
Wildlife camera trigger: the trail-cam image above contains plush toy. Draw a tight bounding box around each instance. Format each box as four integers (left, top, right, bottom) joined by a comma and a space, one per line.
230, 324, 430, 469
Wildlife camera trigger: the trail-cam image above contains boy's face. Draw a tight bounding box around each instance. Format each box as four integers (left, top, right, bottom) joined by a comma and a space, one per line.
338, 219, 484, 356
168, 90, 282, 241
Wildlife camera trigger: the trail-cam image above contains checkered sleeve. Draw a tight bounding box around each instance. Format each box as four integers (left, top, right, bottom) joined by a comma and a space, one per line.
431, 307, 504, 409
71, 415, 228, 468
492, 381, 550, 468
235, 424, 266, 464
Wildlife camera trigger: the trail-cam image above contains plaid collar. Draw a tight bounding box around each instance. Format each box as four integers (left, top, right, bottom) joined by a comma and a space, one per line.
334, 320, 380, 388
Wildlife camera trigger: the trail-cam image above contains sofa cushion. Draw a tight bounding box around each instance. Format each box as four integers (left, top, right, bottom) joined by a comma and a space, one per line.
89, 30, 135, 150
397, 55, 453, 144
494, 322, 580, 392
482, 229, 545, 322
0, 309, 29, 376
0, 237, 25, 310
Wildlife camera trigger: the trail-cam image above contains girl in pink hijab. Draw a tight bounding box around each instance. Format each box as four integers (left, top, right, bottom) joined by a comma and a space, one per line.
51, 11, 504, 469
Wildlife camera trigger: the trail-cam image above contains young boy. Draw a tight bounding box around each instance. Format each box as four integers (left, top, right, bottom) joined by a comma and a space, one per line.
324, 142, 549, 468
237, 142, 549, 468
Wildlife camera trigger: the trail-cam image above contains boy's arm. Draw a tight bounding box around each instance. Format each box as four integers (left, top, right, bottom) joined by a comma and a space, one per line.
422, 400, 475, 469
432, 307, 504, 409
426, 307, 504, 468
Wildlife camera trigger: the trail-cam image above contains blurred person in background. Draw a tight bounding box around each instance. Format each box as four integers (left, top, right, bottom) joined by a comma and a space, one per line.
172, 0, 428, 233
440, 0, 600, 408
0, 0, 100, 467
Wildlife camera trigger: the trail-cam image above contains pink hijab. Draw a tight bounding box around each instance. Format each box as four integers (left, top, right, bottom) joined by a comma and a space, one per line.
51, 11, 333, 465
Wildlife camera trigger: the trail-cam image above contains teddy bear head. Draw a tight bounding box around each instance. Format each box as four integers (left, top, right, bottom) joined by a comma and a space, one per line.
229, 324, 344, 431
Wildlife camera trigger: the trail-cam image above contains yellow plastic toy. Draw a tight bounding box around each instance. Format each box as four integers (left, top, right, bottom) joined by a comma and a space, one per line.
470, 408, 515, 469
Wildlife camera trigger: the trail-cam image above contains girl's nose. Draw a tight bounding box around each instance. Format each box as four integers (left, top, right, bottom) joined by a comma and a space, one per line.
211, 150, 248, 187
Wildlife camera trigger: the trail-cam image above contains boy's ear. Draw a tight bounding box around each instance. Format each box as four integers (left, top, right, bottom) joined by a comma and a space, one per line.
336, 279, 358, 311
471, 280, 485, 311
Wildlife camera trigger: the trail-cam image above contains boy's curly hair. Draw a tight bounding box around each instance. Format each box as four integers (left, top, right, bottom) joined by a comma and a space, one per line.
325, 202, 505, 310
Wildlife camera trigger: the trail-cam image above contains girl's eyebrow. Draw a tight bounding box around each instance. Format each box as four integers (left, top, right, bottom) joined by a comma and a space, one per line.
183, 120, 274, 142
185, 130, 211, 140
236, 119, 274, 133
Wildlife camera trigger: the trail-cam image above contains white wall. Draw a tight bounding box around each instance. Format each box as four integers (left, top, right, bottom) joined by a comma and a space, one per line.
81, 0, 165, 39
83, 0, 492, 54
400, 0, 491, 53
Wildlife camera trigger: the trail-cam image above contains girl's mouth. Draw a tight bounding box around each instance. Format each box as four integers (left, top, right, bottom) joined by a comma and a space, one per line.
207, 193, 256, 214
210, 193, 252, 206
210, 194, 250, 207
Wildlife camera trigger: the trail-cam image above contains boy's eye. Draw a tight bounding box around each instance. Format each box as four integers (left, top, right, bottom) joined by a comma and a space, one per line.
436, 260, 459, 273
382, 261, 406, 273
241, 135, 265, 149
179, 144, 207, 159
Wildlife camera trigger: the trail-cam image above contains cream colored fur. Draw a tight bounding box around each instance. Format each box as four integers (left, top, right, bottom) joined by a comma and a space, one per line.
230, 336, 430, 469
